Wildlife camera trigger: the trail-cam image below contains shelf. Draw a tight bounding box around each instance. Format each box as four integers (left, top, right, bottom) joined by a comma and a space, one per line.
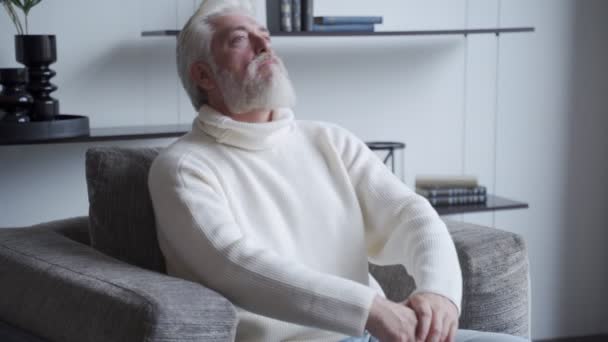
434, 194, 529, 216
0, 125, 528, 215
0, 124, 405, 146
0, 123, 191, 145
141, 27, 534, 37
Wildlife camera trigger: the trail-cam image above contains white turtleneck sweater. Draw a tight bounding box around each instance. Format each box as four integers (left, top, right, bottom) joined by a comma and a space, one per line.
148, 105, 462, 342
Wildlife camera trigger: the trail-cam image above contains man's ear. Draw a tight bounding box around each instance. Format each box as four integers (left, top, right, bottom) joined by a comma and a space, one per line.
190, 61, 216, 91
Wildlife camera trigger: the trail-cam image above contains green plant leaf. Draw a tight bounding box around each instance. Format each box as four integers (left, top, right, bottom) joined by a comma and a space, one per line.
11, 0, 41, 15
2, 0, 24, 34
9, 0, 42, 14
7, 0, 41, 34
9, 0, 23, 9
23, 0, 34, 13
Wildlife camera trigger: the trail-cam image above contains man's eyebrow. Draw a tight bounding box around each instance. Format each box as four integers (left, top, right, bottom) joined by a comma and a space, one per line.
224, 25, 248, 35
222, 25, 270, 37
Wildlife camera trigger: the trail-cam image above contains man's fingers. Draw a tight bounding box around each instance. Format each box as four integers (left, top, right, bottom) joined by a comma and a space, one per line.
395, 306, 417, 342
445, 319, 458, 342
406, 292, 458, 342
412, 300, 432, 342
439, 314, 453, 342
426, 315, 443, 342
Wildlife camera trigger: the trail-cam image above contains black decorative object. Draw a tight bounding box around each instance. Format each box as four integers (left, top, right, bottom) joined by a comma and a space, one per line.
15, 34, 59, 121
367, 141, 406, 180
0, 68, 33, 123
0, 35, 90, 143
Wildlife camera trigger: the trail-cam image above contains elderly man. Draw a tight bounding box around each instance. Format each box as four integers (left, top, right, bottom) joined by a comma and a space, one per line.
148, 1, 527, 341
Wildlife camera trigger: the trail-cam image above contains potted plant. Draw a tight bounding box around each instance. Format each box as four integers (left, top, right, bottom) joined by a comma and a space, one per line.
2, 0, 59, 121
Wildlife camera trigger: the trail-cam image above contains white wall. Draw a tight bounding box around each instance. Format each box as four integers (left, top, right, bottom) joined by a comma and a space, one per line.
495, 0, 608, 337
1, 0, 607, 339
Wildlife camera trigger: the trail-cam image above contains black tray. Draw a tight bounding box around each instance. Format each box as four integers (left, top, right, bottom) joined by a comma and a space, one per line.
0, 114, 90, 144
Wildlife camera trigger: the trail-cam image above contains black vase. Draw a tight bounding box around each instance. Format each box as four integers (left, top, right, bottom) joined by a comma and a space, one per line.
0, 68, 33, 123
15, 34, 59, 121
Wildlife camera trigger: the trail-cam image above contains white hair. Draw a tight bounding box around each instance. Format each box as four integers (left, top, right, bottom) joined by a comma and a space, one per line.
176, 0, 256, 110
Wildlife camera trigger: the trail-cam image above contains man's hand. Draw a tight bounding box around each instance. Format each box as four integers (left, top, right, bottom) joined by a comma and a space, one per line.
405, 292, 458, 342
365, 295, 418, 342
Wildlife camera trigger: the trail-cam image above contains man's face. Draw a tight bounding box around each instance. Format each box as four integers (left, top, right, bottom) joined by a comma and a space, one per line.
210, 14, 273, 81
205, 13, 296, 114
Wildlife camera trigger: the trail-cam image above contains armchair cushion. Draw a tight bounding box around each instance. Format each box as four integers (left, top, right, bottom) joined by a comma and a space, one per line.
85, 147, 164, 273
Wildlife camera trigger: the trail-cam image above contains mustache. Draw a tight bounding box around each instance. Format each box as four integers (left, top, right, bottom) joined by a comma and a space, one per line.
248, 53, 279, 72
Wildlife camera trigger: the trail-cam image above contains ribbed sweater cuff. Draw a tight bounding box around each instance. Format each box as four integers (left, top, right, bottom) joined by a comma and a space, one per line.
324, 284, 376, 336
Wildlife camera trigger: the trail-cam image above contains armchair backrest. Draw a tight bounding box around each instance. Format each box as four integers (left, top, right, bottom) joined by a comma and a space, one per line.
85, 147, 165, 273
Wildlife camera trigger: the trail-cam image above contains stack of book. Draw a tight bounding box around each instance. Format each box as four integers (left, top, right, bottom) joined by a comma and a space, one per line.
415, 175, 488, 207
277, 0, 382, 33
278, 0, 314, 32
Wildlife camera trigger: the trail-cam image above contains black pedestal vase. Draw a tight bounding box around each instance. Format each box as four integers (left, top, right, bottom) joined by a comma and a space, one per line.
15, 34, 59, 121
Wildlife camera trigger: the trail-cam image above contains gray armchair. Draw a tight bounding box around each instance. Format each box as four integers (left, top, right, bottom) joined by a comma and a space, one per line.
0, 147, 530, 342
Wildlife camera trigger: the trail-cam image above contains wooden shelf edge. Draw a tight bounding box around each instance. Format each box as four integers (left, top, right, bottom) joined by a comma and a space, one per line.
435, 194, 529, 216
0, 125, 408, 147
141, 27, 535, 37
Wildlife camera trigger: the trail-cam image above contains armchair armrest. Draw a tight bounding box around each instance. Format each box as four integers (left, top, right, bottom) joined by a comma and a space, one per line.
369, 220, 530, 338
0, 226, 237, 342
447, 220, 529, 338
31, 216, 92, 246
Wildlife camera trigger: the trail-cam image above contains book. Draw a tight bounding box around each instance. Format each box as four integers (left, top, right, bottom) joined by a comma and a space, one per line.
292, 0, 301, 32
416, 186, 487, 198
426, 195, 487, 207
301, 0, 314, 31
314, 16, 383, 25
280, 0, 292, 32
265, 0, 282, 33
415, 175, 478, 188
312, 23, 375, 32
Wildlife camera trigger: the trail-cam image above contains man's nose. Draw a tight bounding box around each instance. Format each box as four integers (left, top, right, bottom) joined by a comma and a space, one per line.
252, 34, 270, 55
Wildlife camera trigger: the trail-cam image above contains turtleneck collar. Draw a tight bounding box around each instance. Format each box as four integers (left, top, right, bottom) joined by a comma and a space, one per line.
194, 105, 295, 151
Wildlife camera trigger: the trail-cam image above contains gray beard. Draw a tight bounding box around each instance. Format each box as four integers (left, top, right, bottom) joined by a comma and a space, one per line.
212, 55, 297, 114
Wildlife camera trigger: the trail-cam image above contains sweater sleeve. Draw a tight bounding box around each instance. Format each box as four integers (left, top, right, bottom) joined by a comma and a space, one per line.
331, 126, 463, 312
148, 151, 377, 336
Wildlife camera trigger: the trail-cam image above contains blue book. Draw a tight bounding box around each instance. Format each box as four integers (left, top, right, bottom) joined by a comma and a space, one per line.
312, 24, 375, 32
265, 0, 282, 33
314, 16, 383, 25
301, 0, 314, 31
